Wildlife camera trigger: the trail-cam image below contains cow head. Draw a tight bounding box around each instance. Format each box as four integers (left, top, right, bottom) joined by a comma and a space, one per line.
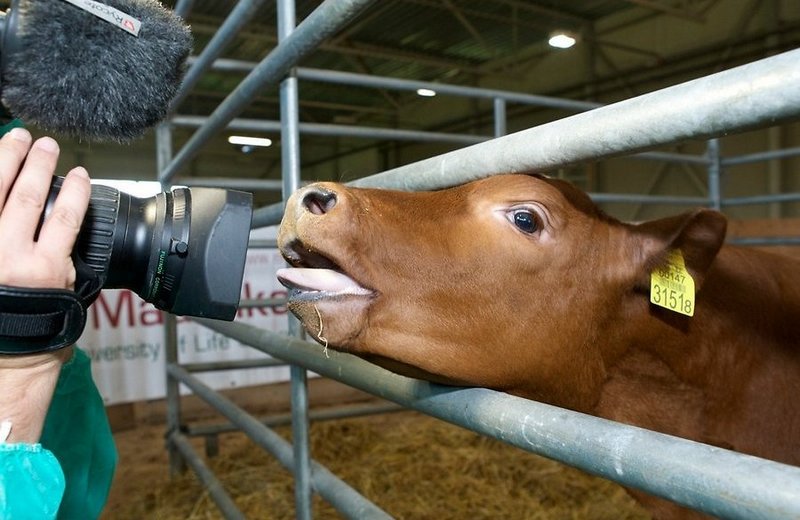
277, 174, 727, 410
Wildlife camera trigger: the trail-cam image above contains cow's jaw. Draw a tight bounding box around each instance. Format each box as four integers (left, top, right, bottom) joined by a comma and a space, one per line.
275, 236, 376, 348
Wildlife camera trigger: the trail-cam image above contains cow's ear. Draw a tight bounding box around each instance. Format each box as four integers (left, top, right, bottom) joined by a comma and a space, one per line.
630, 209, 727, 291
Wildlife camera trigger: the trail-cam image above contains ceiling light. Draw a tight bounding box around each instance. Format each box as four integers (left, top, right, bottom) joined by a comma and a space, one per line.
416, 88, 437, 97
548, 32, 576, 49
228, 135, 272, 147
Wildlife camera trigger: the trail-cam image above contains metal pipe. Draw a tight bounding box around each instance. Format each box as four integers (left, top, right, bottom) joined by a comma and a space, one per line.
187, 402, 405, 437
169, 432, 247, 520
194, 319, 800, 520
173, 0, 195, 19
722, 146, 800, 166
171, 115, 705, 163
706, 139, 722, 211
170, 0, 268, 113
247, 239, 279, 249
181, 358, 287, 373
164, 313, 184, 476
295, 121, 486, 144
589, 193, 709, 205
634, 150, 709, 165
493, 98, 507, 137
171, 115, 487, 145
729, 236, 800, 246
296, 67, 600, 112
167, 363, 393, 519
159, 0, 378, 184
722, 193, 800, 206
238, 298, 287, 309
290, 366, 312, 520
277, 0, 313, 514
349, 49, 800, 191
156, 123, 187, 476
179, 177, 284, 191
251, 203, 285, 229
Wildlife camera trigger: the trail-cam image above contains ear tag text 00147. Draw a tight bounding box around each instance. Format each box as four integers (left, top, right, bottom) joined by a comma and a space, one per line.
650, 249, 695, 317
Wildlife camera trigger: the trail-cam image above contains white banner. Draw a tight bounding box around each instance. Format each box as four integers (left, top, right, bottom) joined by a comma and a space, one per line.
78, 227, 296, 405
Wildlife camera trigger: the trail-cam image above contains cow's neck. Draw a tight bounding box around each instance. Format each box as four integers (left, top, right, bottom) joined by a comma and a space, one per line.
596, 246, 800, 464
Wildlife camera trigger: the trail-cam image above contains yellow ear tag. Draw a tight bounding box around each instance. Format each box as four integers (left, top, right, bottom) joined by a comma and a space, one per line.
650, 249, 695, 316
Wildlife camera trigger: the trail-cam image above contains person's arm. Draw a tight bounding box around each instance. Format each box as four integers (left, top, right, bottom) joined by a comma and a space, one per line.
0, 128, 91, 444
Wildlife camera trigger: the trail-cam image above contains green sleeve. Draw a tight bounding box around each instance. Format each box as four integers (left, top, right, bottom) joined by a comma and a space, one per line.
40, 348, 118, 520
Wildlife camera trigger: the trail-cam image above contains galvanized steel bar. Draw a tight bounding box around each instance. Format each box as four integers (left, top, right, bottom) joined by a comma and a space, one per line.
156, 122, 187, 476
173, 0, 195, 19
194, 319, 800, 520
493, 98, 507, 137
350, 49, 800, 191
251, 203, 285, 229
179, 177, 283, 191
170, 0, 268, 113
238, 297, 287, 309
729, 236, 800, 246
247, 239, 279, 249
167, 363, 393, 519
170, 115, 487, 145
589, 193, 709, 205
707, 139, 722, 211
293, 121, 486, 144
182, 358, 286, 372
169, 432, 247, 520
187, 402, 405, 437
296, 67, 601, 112
277, 0, 313, 513
722, 146, 800, 167
159, 0, 377, 184
163, 313, 184, 476
722, 192, 800, 206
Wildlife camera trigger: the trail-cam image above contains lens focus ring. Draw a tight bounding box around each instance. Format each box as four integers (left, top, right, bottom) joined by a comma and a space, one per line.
77, 184, 120, 276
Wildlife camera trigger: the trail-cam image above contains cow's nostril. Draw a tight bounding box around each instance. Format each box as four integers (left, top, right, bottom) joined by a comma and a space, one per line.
302, 187, 337, 215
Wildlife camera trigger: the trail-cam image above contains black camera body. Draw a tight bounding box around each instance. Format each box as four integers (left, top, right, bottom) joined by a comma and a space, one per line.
0, 178, 253, 354
61, 178, 254, 321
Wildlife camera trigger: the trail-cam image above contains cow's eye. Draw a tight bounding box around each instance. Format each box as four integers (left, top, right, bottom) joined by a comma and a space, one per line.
512, 210, 538, 233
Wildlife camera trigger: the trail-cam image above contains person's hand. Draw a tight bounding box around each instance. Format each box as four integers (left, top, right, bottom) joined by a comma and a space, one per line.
0, 128, 91, 290
0, 128, 91, 443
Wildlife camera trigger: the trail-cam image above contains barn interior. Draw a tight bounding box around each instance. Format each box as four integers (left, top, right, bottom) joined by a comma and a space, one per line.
1, 0, 799, 518
15, 0, 800, 221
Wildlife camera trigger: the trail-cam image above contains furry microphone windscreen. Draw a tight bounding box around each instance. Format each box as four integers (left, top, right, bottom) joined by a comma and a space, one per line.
1, 0, 192, 142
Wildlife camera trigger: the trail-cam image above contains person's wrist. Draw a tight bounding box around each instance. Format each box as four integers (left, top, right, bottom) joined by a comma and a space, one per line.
0, 346, 73, 443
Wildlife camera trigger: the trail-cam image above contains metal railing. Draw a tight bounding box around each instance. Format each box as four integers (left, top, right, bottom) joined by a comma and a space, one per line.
157, 1, 800, 518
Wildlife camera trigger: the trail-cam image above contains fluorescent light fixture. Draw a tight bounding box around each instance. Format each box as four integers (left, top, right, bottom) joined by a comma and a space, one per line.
227, 135, 272, 147
548, 32, 576, 49
416, 88, 437, 97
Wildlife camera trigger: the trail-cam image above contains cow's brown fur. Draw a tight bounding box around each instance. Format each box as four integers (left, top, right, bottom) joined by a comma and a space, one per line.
277, 174, 800, 519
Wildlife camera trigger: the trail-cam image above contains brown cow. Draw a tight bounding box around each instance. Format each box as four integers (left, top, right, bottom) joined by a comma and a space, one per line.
276, 174, 800, 519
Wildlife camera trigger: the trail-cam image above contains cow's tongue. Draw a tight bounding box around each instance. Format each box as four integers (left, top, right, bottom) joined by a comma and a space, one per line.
276, 267, 371, 296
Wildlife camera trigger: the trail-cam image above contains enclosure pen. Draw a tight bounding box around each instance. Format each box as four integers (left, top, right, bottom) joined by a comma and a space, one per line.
156, 0, 800, 518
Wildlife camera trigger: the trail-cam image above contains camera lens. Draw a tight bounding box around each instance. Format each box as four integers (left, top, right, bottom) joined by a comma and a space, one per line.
44, 177, 253, 321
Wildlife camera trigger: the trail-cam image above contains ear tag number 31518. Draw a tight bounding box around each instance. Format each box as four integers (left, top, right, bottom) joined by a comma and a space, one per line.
650, 249, 695, 317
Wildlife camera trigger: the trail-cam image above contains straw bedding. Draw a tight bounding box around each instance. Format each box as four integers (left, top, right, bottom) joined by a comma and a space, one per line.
102, 409, 650, 519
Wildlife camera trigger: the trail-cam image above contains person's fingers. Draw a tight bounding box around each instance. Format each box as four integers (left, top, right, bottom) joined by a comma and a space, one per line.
0, 136, 60, 244
37, 167, 91, 261
0, 128, 34, 214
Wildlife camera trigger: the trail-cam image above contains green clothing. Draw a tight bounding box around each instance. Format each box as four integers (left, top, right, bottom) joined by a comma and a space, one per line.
0, 349, 117, 519
41, 348, 117, 520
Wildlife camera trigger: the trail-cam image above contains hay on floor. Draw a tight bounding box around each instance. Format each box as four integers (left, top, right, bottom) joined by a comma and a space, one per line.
103, 410, 651, 519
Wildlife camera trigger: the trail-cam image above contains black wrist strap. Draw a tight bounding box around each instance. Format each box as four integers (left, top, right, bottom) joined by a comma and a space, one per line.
0, 285, 88, 354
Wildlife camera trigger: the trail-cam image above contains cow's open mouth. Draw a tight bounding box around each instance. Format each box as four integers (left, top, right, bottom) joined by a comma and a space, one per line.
276, 244, 374, 302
